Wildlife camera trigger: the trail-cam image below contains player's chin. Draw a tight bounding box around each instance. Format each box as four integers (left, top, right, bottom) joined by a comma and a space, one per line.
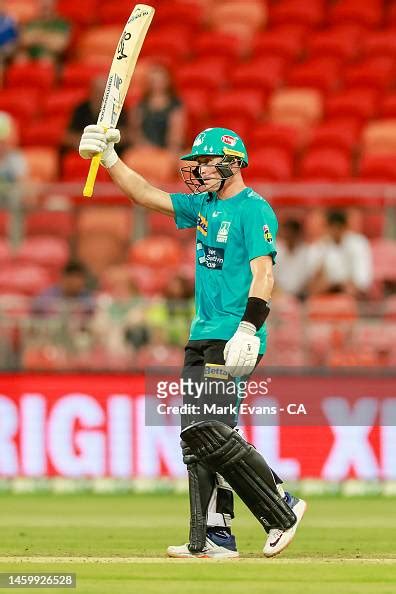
201, 179, 222, 193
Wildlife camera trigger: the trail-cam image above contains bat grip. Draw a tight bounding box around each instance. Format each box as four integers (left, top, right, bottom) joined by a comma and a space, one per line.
83, 153, 102, 198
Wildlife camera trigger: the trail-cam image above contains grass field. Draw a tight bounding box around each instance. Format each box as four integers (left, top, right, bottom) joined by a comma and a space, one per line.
0, 493, 395, 593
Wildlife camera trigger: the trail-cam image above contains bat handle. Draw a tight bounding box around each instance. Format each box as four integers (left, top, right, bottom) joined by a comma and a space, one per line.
83, 153, 102, 198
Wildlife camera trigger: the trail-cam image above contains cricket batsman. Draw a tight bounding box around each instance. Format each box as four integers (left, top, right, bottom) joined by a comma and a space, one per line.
79, 125, 306, 558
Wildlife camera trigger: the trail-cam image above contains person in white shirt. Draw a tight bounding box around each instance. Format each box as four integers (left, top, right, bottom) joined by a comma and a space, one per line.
307, 210, 373, 297
275, 219, 311, 298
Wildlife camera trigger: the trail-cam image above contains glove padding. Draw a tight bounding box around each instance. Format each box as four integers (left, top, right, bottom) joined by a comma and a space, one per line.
79, 124, 120, 168
224, 321, 260, 377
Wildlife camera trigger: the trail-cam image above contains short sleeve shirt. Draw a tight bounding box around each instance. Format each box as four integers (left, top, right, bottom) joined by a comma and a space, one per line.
170, 188, 278, 354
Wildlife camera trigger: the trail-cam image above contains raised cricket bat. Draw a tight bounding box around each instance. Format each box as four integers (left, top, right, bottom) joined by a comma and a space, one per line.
83, 4, 155, 198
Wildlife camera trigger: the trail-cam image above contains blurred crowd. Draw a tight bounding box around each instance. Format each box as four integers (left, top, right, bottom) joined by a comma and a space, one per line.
1, 0, 396, 370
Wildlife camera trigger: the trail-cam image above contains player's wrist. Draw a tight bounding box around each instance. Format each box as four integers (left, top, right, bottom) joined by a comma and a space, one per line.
101, 149, 119, 169
237, 321, 257, 335
241, 297, 270, 331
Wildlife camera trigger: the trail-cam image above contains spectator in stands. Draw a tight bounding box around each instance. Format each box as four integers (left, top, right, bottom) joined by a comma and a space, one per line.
131, 63, 185, 153
146, 275, 194, 346
91, 265, 149, 358
0, 112, 27, 203
275, 219, 311, 299
307, 210, 373, 298
18, 0, 70, 63
64, 76, 129, 153
0, 1, 18, 64
32, 260, 95, 316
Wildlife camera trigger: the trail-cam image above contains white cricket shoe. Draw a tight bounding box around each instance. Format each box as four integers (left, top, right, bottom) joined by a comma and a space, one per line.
167, 529, 239, 559
263, 493, 307, 558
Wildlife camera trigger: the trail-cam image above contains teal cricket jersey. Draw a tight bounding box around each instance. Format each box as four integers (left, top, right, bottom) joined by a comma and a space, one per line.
170, 188, 278, 354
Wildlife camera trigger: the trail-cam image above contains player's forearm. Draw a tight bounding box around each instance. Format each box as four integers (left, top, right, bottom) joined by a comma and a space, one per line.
249, 270, 274, 302
107, 158, 173, 214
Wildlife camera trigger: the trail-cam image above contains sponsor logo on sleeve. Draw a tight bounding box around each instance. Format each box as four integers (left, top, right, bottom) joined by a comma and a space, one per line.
197, 212, 208, 236
263, 224, 273, 243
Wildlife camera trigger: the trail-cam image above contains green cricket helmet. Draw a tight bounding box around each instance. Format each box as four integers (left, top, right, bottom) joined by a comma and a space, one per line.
181, 127, 248, 167
180, 127, 248, 194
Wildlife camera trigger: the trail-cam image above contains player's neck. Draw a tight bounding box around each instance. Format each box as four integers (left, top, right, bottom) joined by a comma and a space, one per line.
217, 177, 246, 200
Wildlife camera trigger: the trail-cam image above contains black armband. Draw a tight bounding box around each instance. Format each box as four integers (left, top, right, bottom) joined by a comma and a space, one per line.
241, 297, 270, 331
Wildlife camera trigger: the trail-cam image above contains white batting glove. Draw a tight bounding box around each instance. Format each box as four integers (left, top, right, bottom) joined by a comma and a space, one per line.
79, 124, 120, 168
224, 321, 260, 377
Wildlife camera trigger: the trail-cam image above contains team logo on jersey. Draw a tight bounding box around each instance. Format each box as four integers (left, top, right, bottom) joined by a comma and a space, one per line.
263, 224, 273, 243
216, 221, 231, 243
197, 212, 208, 236
221, 135, 237, 146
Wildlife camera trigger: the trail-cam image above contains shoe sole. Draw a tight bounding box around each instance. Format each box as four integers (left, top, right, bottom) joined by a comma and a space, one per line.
167, 550, 239, 559
263, 500, 307, 559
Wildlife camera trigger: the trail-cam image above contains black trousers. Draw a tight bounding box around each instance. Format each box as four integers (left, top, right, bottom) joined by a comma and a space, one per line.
179, 339, 281, 530
181, 338, 263, 430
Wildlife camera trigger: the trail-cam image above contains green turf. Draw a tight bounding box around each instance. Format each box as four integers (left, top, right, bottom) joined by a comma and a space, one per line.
0, 494, 394, 593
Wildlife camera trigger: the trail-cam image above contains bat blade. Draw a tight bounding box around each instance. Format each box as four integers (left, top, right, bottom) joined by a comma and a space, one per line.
83, 4, 155, 198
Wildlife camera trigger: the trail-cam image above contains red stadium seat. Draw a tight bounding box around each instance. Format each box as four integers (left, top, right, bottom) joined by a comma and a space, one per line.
0, 265, 51, 296
76, 26, 123, 63
42, 89, 87, 119
147, 212, 179, 238
329, 0, 383, 29
307, 295, 358, 322
362, 120, 396, 156
61, 151, 108, 182
5, 61, 56, 90
209, 1, 267, 33
244, 147, 294, 181
307, 26, 361, 60
308, 120, 360, 155
16, 237, 69, 270
4, 0, 40, 23
141, 28, 191, 63
379, 93, 396, 118
23, 147, 59, 182
97, 2, 134, 25
384, 297, 396, 319
77, 207, 132, 242
326, 88, 379, 124
252, 26, 304, 61
230, 57, 286, 93
344, 57, 395, 92
249, 123, 301, 156
362, 29, 396, 59
0, 89, 40, 125
194, 31, 246, 61
211, 90, 264, 124
20, 117, 68, 148
58, 0, 97, 26
299, 148, 351, 180
176, 58, 228, 93
269, 88, 323, 130
154, 1, 204, 30
61, 62, 107, 91
269, 0, 325, 28
287, 57, 341, 93
25, 212, 73, 238
123, 147, 177, 184
0, 214, 10, 237
0, 238, 11, 260
129, 236, 181, 268
371, 239, 396, 282
359, 155, 396, 181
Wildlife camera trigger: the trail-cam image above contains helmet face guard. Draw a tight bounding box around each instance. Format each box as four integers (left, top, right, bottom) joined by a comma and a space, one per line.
180, 155, 244, 195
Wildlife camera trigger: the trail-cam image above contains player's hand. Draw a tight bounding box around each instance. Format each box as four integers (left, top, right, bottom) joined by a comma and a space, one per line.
79, 125, 120, 169
224, 322, 260, 377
